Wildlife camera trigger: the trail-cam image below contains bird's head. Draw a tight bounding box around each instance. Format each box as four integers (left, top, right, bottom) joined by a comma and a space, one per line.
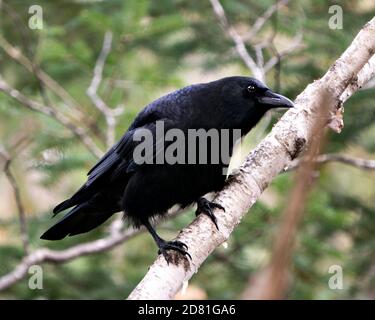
221, 76, 294, 110
213, 76, 294, 133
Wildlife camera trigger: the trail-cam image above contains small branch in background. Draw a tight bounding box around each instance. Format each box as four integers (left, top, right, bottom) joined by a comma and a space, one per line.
0, 76, 102, 158
210, 0, 303, 143
209, 0, 265, 82
108, 215, 125, 237
286, 153, 375, 172
210, 0, 302, 87
0, 3, 104, 142
0, 225, 139, 291
87, 31, 124, 148
254, 112, 273, 143
0, 26, 105, 143
243, 0, 290, 42
0, 35, 85, 123
264, 33, 304, 73
254, 44, 265, 71
0, 209, 183, 292
0, 3, 105, 154
0, 146, 29, 255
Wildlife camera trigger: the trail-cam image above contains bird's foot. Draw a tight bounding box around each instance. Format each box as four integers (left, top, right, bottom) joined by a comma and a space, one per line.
157, 239, 191, 263
196, 197, 225, 230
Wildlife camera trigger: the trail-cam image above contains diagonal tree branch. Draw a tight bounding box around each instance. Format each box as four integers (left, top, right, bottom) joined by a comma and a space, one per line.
0, 76, 103, 158
242, 88, 333, 300
127, 17, 375, 300
243, 54, 375, 297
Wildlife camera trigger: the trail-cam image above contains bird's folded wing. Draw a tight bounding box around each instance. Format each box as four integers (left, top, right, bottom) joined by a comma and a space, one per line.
53, 117, 174, 214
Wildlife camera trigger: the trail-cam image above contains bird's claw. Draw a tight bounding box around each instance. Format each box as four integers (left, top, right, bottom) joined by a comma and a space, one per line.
196, 198, 225, 230
157, 240, 191, 263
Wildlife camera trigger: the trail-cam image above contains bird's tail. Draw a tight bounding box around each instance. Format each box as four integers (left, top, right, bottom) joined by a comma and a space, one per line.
40, 202, 117, 240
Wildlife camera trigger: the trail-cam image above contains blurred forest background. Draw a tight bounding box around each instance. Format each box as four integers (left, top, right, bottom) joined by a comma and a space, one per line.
0, 0, 374, 299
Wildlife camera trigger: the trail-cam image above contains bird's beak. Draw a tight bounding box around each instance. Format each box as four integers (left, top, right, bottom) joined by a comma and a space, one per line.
258, 90, 294, 108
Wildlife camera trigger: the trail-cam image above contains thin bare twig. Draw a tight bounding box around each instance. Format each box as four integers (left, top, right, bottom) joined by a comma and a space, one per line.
0, 76, 102, 158
286, 153, 375, 172
0, 35, 85, 122
0, 209, 183, 291
0, 3, 105, 152
264, 33, 304, 73
0, 147, 29, 255
87, 31, 124, 148
0, 26, 105, 143
244, 0, 290, 42
209, 0, 302, 143
0, 225, 139, 291
209, 0, 265, 81
210, 0, 301, 86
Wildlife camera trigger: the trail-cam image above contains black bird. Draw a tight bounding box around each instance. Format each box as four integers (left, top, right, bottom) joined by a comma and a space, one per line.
41, 76, 294, 260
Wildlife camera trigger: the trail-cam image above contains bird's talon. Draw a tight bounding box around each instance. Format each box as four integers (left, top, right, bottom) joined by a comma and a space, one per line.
196, 198, 224, 230
210, 202, 225, 212
170, 240, 188, 250
157, 240, 191, 260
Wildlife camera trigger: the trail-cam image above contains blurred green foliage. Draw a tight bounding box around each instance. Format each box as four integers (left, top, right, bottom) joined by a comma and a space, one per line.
0, 0, 374, 299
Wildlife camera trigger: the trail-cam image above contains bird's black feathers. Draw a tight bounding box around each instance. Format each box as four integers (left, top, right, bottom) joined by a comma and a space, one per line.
42, 76, 294, 241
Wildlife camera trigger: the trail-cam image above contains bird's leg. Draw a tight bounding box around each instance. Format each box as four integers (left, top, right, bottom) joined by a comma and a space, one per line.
195, 197, 225, 230
142, 219, 191, 262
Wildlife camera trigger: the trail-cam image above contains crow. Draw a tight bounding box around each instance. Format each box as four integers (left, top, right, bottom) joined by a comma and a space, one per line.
41, 76, 294, 260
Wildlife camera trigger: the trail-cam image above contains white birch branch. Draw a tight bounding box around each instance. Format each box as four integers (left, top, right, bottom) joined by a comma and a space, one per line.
127, 18, 375, 300
328, 54, 375, 132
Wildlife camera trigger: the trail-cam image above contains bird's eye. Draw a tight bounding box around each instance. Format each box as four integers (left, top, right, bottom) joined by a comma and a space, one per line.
247, 85, 256, 93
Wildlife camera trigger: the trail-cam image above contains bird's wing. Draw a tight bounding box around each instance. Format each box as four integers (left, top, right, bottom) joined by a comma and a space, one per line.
87, 121, 167, 183
53, 114, 173, 214
85, 130, 133, 185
